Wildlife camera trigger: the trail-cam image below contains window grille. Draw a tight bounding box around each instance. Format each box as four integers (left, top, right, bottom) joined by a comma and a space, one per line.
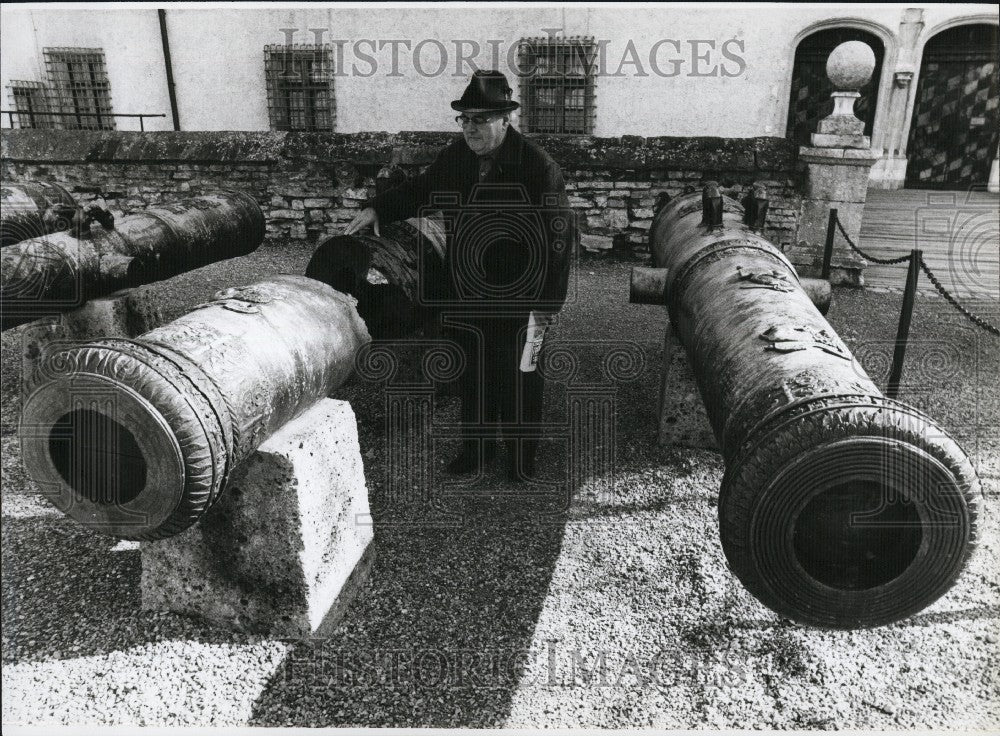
264, 45, 336, 132
8, 80, 56, 129
43, 47, 115, 130
517, 36, 596, 134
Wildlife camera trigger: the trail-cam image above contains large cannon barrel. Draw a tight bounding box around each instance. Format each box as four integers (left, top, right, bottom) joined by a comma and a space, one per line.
19, 275, 370, 540
1, 181, 79, 247
652, 187, 980, 628
305, 217, 447, 338
1, 191, 265, 330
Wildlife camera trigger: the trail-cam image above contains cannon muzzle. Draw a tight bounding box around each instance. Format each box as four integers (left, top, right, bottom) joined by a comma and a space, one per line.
1, 191, 265, 330
650, 187, 980, 628
19, 275, 370, 540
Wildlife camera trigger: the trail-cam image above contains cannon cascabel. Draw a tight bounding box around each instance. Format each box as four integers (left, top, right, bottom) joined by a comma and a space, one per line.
305, 217, 448, 338
650, 187, 980, 628
19, 275, 371, 540
1, 181, 79, 248
0, 191, 264, 330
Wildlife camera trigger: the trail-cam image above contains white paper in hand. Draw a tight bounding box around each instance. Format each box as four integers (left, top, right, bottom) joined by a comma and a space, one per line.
520, 311, 548, 372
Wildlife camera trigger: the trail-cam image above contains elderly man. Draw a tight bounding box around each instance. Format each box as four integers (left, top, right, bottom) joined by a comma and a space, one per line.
345, 69, 574, 482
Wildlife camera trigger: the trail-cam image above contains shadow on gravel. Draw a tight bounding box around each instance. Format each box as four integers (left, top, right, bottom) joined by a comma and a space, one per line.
247, 502, 569, 728
246, 337, 659, 728
0, 517, 252, 664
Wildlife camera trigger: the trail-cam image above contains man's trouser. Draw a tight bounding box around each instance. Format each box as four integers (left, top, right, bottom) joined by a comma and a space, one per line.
447, 313, 544, 474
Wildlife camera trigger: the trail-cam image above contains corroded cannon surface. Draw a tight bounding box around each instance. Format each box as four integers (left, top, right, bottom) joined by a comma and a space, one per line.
651, 188, 980, 628
1, 191, 264, 330
0, 181, 78, 247
305, 217, 447, 338
19, 275, 371, 540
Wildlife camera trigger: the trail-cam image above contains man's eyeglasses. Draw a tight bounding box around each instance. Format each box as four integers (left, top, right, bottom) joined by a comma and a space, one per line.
455, 114, 499, 127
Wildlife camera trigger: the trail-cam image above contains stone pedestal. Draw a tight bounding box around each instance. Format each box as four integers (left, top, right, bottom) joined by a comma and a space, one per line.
21, 287, 163, 399
790, 40, 881, 287
657, 324, 717, 450
794, 146, 880, 286
140, 399, 374, 638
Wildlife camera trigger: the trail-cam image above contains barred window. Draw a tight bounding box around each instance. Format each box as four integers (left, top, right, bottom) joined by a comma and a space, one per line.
517, 36, 596, 134
265, 45, 336, 132
43, 47, 115, 130
8, 81, 56, 129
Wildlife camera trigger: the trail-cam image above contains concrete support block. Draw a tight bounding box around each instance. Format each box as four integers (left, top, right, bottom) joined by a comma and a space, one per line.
21, 287, 164, 399
140, 399, 374, 637
657, 323, 717, 450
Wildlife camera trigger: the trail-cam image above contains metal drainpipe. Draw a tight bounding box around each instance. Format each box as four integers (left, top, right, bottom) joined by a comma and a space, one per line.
158, 9, 181, 131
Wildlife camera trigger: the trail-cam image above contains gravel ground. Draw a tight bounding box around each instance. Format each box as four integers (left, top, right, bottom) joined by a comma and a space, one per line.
2, 246, 998, 728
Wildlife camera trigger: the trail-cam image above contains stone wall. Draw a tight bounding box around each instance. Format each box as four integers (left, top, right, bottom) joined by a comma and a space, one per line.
0, 130, 802, 257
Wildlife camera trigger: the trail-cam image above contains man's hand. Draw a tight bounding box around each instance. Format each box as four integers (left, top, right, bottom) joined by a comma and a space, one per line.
344, 207, 380, 236
532, 310, 559, 328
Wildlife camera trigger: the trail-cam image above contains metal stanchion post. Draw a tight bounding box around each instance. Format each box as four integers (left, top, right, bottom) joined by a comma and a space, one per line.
821, 208, 837, 280
886, 250, 922, 399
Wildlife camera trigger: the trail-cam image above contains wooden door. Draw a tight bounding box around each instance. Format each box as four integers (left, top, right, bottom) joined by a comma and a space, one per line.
906, 24, 1000, 190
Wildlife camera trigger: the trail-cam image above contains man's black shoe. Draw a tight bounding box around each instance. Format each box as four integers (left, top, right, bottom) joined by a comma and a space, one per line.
506, 439, 538, 483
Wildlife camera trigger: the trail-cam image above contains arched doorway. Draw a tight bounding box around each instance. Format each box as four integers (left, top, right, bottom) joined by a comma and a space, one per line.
786, 28, 885, 147
906, 24, 1000, 190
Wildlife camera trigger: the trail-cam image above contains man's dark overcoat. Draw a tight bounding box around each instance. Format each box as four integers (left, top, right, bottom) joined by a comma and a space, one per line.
369, 125, 573, 310
368, 126, 575, 473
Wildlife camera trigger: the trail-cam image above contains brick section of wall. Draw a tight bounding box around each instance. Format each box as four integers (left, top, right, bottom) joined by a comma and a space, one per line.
1, 130, 802, 257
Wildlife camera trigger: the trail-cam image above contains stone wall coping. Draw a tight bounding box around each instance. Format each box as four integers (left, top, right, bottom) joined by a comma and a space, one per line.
799, 145, 881, 165
2, 130, 798, 172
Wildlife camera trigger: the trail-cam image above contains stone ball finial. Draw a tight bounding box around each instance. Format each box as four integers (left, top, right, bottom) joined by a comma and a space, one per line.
826, 41, 876, 91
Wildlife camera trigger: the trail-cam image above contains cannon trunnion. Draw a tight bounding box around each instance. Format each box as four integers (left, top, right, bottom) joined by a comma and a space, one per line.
650, 189, 980, 628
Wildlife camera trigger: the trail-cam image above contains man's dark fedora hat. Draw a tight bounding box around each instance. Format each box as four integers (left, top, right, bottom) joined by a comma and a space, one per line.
451, 70, 520, 113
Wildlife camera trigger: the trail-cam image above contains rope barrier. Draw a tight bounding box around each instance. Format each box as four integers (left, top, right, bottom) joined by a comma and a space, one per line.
832, 213, 999, 337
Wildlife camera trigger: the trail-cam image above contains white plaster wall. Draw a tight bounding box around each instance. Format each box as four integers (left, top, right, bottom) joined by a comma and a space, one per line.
1, 4, 996, 138
0, 8, 174, 131
161, 6, 564, 132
